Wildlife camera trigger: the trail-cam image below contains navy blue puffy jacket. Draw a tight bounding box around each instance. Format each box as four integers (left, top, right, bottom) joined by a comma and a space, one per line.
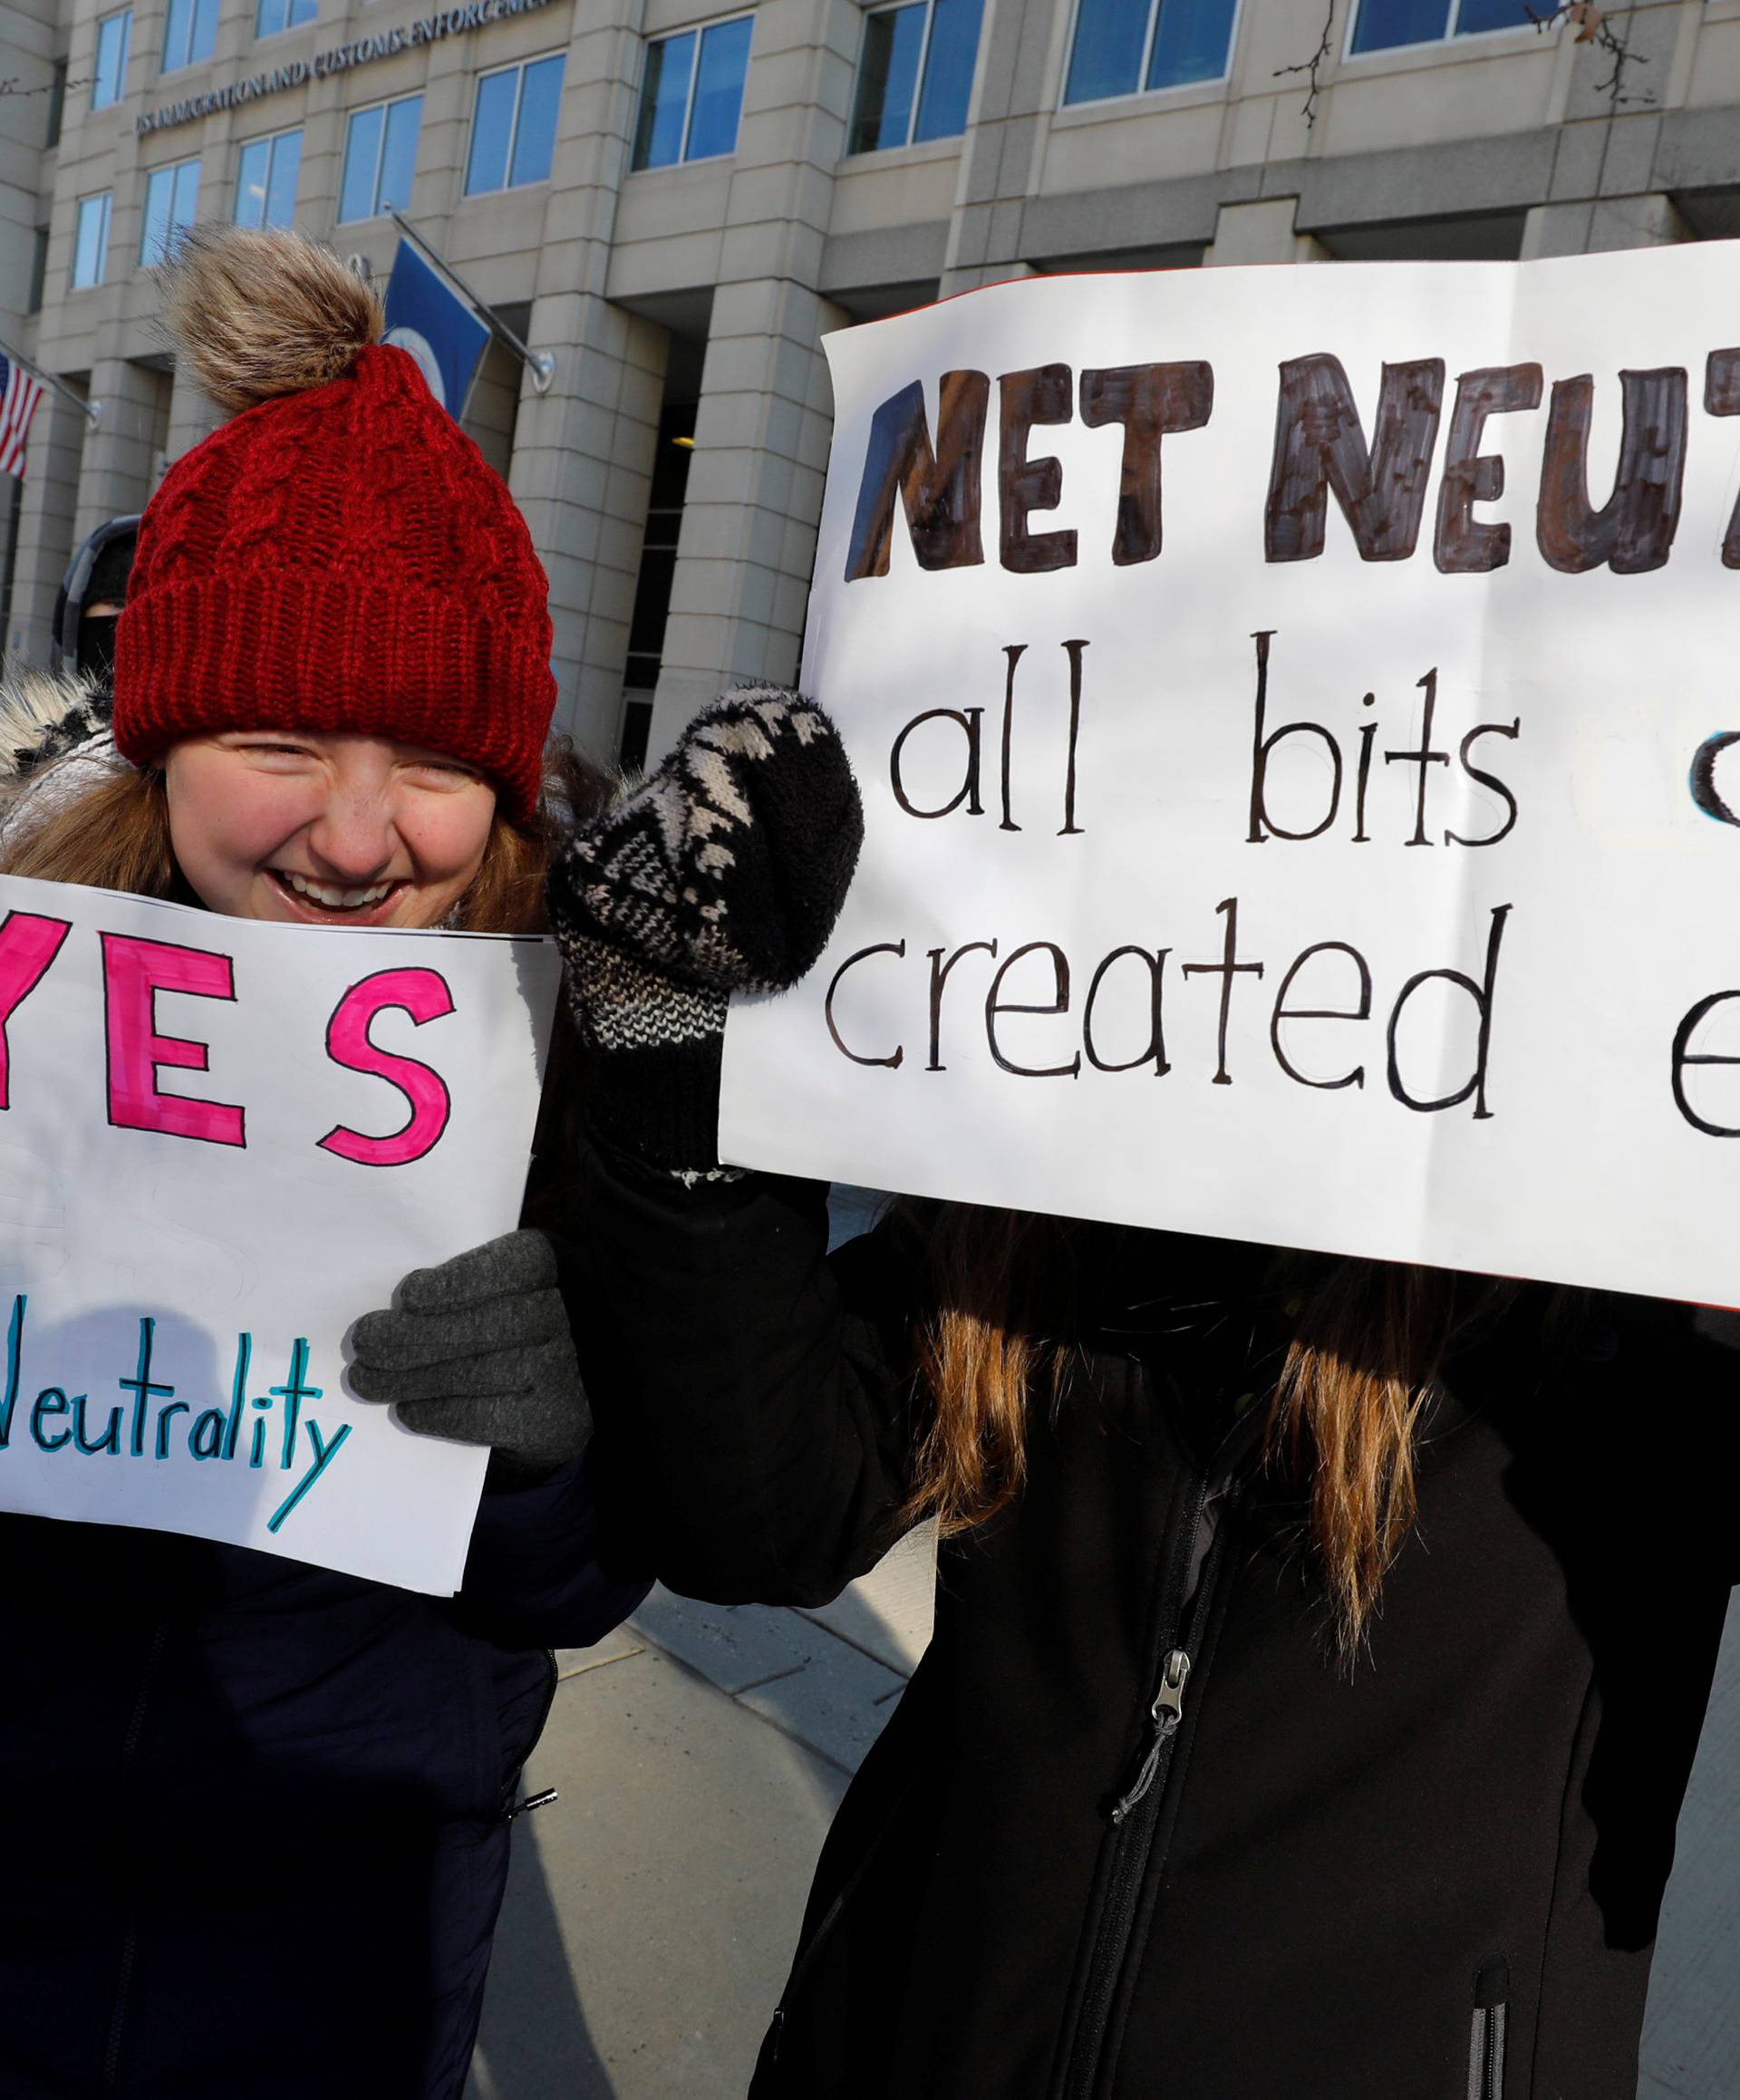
0, 1448, 648, 2098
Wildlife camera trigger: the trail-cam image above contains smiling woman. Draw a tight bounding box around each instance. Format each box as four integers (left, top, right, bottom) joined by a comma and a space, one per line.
165, 730, 499, 926
0, 225, 648, 2100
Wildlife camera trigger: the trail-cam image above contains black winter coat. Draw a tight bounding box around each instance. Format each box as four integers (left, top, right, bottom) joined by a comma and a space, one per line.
0, 1449, 647, 2099
580, 1145, 1738, 2100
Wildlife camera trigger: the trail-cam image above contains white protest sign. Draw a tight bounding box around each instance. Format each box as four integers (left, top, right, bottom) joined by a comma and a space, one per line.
0, 872, 559, 1592
720, 243, 1740, 1304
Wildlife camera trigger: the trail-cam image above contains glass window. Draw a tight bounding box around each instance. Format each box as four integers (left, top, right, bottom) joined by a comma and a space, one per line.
633, 33, 694, 170
913, 0, 982, 140
256, 0, 317, 36
338, 94, 421, 221
686, 15, 754, 159
235, 128, 301, 229
92, 10, 130, 109
1062, 0, 1235, 106
1452, 0, 1529, 30
161, 0, 217, 70
508, 53, 565, 184
1349, 0, 1447, 49
851, 0, 982, 152
72, 193, 111, 289
1349, 0, 1527, 51
465, 53, 565, 194
631, 16, 753, 171
140, 157, 199, 266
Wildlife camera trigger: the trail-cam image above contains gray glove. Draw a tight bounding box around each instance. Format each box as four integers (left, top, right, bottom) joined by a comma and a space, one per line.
349, 1229, 591, 1485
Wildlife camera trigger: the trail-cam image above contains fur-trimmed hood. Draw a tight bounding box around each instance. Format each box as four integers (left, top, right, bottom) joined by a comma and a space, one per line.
0, 659, 124, 844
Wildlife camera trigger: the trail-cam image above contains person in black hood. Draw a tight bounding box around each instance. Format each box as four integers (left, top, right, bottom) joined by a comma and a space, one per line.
551, 691, 1737, 2100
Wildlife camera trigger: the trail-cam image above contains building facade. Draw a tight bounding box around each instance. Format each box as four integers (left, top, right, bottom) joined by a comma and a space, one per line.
3, 0, 1740, 763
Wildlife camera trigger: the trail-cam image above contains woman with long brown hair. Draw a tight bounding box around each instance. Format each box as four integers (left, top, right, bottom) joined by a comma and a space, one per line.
552, 699, 1738, 2100
0, 227, 645, 2098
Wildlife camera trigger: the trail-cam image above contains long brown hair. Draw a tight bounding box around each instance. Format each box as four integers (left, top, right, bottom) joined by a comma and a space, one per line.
903, 1201, 1499, 1655
0, 740, 606, 933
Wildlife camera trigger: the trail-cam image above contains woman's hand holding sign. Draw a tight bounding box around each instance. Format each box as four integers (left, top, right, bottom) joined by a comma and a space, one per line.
349, 1228, 592, 1485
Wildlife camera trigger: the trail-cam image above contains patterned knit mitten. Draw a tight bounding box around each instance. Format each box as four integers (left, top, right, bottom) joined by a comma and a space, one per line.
546, 686, 864, 1174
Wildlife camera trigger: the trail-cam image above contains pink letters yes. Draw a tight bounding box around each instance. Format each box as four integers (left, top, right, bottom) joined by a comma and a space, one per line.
0, 911, 72, 1110
318, 967, 455, 1167
102, 933, 246, 1147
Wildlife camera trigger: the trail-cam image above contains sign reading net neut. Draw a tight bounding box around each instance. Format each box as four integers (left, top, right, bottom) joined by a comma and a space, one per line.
0, 874, 558, 1592
720, 244, 1740, 1302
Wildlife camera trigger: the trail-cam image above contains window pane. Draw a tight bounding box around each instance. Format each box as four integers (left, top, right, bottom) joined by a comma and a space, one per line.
1349, 0, 1452, 52
1063, 0, 1148, 105
1146, 0, 1233, 88
632, 32, 694, 171
339, 104, 382, 221
92, 13, 130, 108
913, 0, 983, 141
686, 16, 751, 159
379, 96, 421, 213
1454, 0, 1528, 30
288, 0, 317, 22
851, 5, 925, 152
140, 168, 171, 265
265, 131, 300, 227
190, 0, 217, 59
508, 53, 564, 185
171, 157, 200, 245
466, 67, 518, 194
256, 0, 283, 34
73, 195, 110, 287
235, 138, 269, 227
163, 0, 188, 68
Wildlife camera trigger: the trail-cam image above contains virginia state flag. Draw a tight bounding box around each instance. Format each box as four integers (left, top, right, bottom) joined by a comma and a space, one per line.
382, 242, 489, 419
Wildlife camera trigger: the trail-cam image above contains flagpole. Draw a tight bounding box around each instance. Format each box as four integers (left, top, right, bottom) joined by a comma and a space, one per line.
0, 337, 102, 423
387, 212, 556, 396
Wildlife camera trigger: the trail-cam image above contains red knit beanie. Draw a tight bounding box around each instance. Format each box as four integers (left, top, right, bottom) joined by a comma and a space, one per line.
114, 228, 556, 820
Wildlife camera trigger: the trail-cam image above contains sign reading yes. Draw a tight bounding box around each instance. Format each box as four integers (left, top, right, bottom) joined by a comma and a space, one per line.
0, 872, 559, 1592
0, 912, 459, 1161
720, 243, 1740, 1308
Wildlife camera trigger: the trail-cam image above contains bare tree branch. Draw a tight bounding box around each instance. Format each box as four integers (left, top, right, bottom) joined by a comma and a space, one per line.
1524, 2, 1652, 110
1274, 0, 1338, 130
0, 74, 91, 97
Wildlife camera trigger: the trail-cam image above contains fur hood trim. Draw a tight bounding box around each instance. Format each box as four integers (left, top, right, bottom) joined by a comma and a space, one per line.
0, 660, 123, 841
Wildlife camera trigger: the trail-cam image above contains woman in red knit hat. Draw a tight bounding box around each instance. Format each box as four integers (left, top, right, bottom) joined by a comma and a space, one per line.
0, 227, 647, 2099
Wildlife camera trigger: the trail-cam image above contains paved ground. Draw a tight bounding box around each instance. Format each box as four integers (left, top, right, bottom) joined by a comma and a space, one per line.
469, 1186, 1740, 2097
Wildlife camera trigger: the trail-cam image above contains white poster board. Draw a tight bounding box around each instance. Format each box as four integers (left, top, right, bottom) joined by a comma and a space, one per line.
0, 872, 559, 1592
721, 243, 1740, 1304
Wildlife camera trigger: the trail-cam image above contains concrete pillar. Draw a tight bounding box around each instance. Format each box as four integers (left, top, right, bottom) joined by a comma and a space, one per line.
0, 0, 54, 345
651, 276, 846, 750
1205, 198, 1329, 266
1521, 190, 1689, 258
512, 295, 668, 763
498, 0, 673, 764
6, 383, 87, 658
74, 357, 170, 543
646, 0, 858, 755
936, 0, 1057, 295
163, 360, 221, 472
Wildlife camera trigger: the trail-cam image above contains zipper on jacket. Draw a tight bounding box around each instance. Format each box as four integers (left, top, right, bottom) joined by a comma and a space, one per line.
1058, 1468, 1224, 2100
1467, 1958, 1509, 2100
1108, 1650, 1189, 1825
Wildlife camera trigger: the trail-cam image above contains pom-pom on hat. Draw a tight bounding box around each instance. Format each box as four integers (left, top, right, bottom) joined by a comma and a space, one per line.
113, 227, 556, 819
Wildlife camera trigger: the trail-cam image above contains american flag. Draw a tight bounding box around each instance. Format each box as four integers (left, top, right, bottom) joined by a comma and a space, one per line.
0, 353, 45, 481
